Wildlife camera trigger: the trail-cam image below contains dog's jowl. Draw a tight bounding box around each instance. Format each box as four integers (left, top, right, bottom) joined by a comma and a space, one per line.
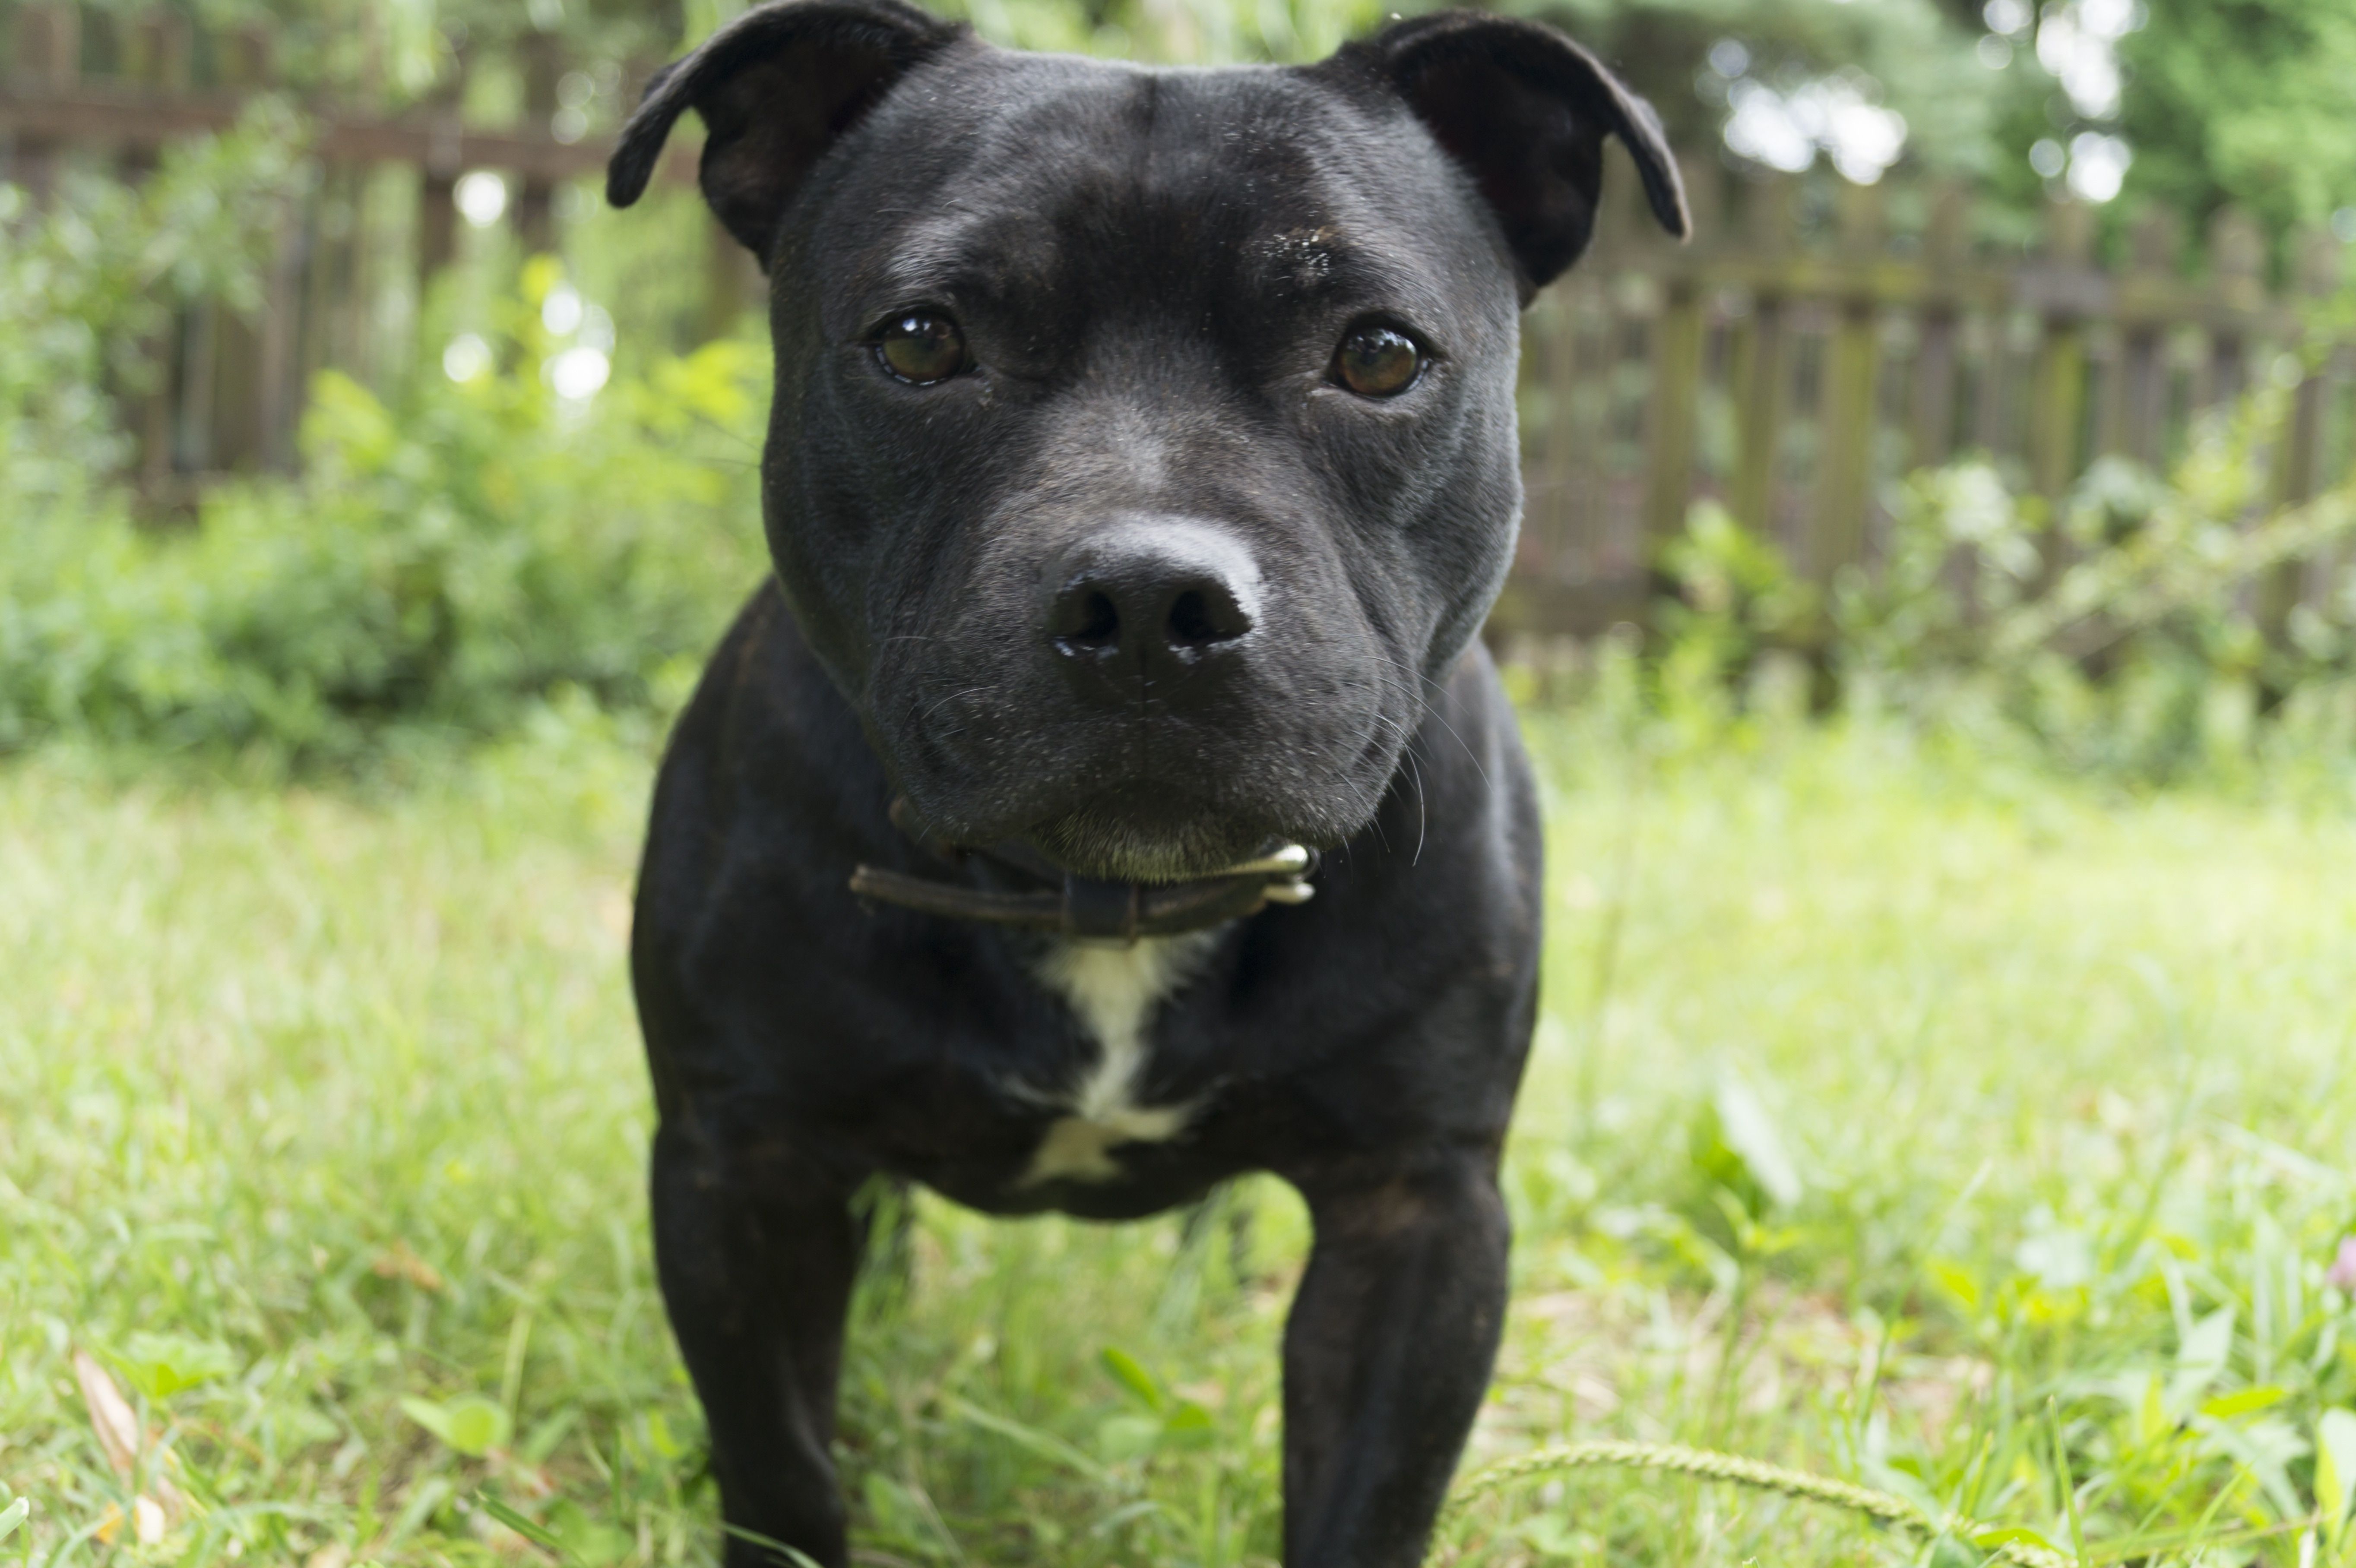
606, 5, 1685, 1561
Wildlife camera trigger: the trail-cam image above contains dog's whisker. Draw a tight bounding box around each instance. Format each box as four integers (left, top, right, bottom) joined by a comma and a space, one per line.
1369, 711, 1433, 867
1369, 651, 1494, 792
915, 685, 998, 725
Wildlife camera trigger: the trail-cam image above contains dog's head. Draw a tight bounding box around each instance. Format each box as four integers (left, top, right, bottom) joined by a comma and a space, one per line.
610, 1, 1684, 879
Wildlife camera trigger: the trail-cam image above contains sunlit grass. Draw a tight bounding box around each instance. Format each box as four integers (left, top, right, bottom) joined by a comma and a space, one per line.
5, 708, 2356, 1567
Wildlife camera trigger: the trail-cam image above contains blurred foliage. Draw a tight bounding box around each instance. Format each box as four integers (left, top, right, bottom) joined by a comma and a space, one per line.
0, 258, 766, 764
2117, 0, 2356, 249
1644, 383, 2356, 783
26, 0, 2350, 256
0, 98, 311, 509
13, 0, 2351, 255
7, 0, 2010, 197
1523, 0, 2011, 179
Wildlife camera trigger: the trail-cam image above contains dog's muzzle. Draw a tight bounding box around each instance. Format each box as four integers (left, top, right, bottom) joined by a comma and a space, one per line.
850, 797, 1315, 944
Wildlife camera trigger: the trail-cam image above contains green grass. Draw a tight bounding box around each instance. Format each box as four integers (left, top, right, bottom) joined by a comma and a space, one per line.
6, 707, 2356, 1568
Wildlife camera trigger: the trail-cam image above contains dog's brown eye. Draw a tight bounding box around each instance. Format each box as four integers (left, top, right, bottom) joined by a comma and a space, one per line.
878, 313, 968, 384
1332, 323, 1422, 398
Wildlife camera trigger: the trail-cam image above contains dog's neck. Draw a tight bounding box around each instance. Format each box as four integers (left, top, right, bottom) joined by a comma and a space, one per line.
848, 796, 1315, 946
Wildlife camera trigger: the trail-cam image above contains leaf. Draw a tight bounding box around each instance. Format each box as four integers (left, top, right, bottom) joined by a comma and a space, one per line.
1928, 1258, 1981, 1312
73, 1350, 143, 1480
401, 1394, 512, 1458
370, 1240, 446, 1292
1162, 1400, 1214, 1433
2179, 1308, 2236, 1372
2165, 1306, 2236, 1416
2318, 1408, 2356, 1542
1099, 1347, 1167, 1413
858, 1473, 937, 1549
1969, 1525, 2065, 1552
2191, 1412, 2310, 1521
1159, 1400, 1217, 1451
0, 1498, 26, 1542
2201, 1384, 2289, 1420
545, 1501, 635, 1567
1096, 1412, 1164, 1464
118, 1332, 237, 1400
1713, 1073, 1804, 1209
2014, 1226, 2095, 1291
71, 1348, 187, 1517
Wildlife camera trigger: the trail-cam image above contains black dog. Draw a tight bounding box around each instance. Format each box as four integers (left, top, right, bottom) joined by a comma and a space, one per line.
606, 6, 1683, 1561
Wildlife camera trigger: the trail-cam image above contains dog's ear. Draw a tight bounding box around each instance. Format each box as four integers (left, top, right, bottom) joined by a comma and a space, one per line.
606, 0, 966, 262
1343, 11, 1687, 300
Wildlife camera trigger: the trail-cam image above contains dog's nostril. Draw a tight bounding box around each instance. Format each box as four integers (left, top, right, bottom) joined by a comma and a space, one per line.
1166, 583, 1250, 649
1167, 589, 1221, 648
1045, 529, 1257, 671
1057, 589, 1121, 651
1167, 590, 1213, 647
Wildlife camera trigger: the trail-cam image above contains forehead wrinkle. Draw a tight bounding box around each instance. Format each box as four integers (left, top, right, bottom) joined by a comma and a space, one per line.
842, 61, 1149, 307
1240, 222, 1447, 317
848, 194, 1078, 336
861, 220, 973, 299
841, 60, 1460, 334
1223, 156, 1458, 330
1146, 73, 1462, 326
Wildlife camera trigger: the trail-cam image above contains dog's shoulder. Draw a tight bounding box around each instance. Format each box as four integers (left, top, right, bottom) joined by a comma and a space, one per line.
638, 582, 896, 935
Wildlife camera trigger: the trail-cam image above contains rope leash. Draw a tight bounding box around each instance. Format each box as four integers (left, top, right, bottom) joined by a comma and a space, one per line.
1430, 1439, 2075, 1568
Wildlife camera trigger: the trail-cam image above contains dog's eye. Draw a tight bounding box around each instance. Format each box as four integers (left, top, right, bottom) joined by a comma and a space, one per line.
877, 313, 969, 385
1331, 323, 1422, 398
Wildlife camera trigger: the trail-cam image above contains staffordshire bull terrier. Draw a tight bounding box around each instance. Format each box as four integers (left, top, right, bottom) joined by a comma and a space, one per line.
605, 5, 1685, 1560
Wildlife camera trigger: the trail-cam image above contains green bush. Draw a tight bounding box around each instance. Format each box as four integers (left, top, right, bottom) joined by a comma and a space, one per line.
1650, 386, 2356, 782
0, 101, 312, 512
0, 260, 767, 763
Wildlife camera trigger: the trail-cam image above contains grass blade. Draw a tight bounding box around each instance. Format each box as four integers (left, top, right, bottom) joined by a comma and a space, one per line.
475, 1492, 569, 1559
720, 1521, 827, 1568
2049, 1398, 2088, 1568
946, 1395, 1118, 1484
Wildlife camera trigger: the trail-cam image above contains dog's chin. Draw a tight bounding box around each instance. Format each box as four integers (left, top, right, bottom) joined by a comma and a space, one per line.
1024, 805, 1280, 884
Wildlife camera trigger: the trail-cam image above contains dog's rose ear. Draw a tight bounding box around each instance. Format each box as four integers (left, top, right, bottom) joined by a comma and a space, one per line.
1346, 11, 1688, 300
606, 0, 965, 262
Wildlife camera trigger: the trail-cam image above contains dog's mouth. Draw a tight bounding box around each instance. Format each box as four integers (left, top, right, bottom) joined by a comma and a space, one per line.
1022, 784, 1285, 883
882, 657, 1415, 882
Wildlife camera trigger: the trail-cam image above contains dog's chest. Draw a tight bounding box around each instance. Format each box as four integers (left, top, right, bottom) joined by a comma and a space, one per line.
1018, 933, 1214, 1184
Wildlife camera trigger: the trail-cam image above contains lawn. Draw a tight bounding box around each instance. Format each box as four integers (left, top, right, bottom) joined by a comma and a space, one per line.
5, 706, 2356, 1568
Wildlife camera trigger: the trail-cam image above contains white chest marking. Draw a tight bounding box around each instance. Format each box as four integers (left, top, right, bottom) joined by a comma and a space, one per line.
1021, 933, 1213, 1184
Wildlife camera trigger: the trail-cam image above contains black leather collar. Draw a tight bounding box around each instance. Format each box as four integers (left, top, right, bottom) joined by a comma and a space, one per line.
849, 797, 1316, 944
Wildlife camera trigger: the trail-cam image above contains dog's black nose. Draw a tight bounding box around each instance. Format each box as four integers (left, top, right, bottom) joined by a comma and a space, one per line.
1043, 521, 1259, 699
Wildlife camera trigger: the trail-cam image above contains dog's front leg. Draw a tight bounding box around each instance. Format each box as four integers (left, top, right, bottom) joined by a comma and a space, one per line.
652, 1122, 865, 1568
1281, 1147, 1510, 1568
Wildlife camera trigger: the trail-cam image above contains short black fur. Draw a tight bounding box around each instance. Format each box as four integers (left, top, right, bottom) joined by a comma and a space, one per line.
607, 6, 1682, 1562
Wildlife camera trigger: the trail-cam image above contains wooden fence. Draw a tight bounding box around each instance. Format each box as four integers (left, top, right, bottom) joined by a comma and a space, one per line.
7, 3, 2354, 635
1499, 143, 2356, 635
0, 0, 717, 493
